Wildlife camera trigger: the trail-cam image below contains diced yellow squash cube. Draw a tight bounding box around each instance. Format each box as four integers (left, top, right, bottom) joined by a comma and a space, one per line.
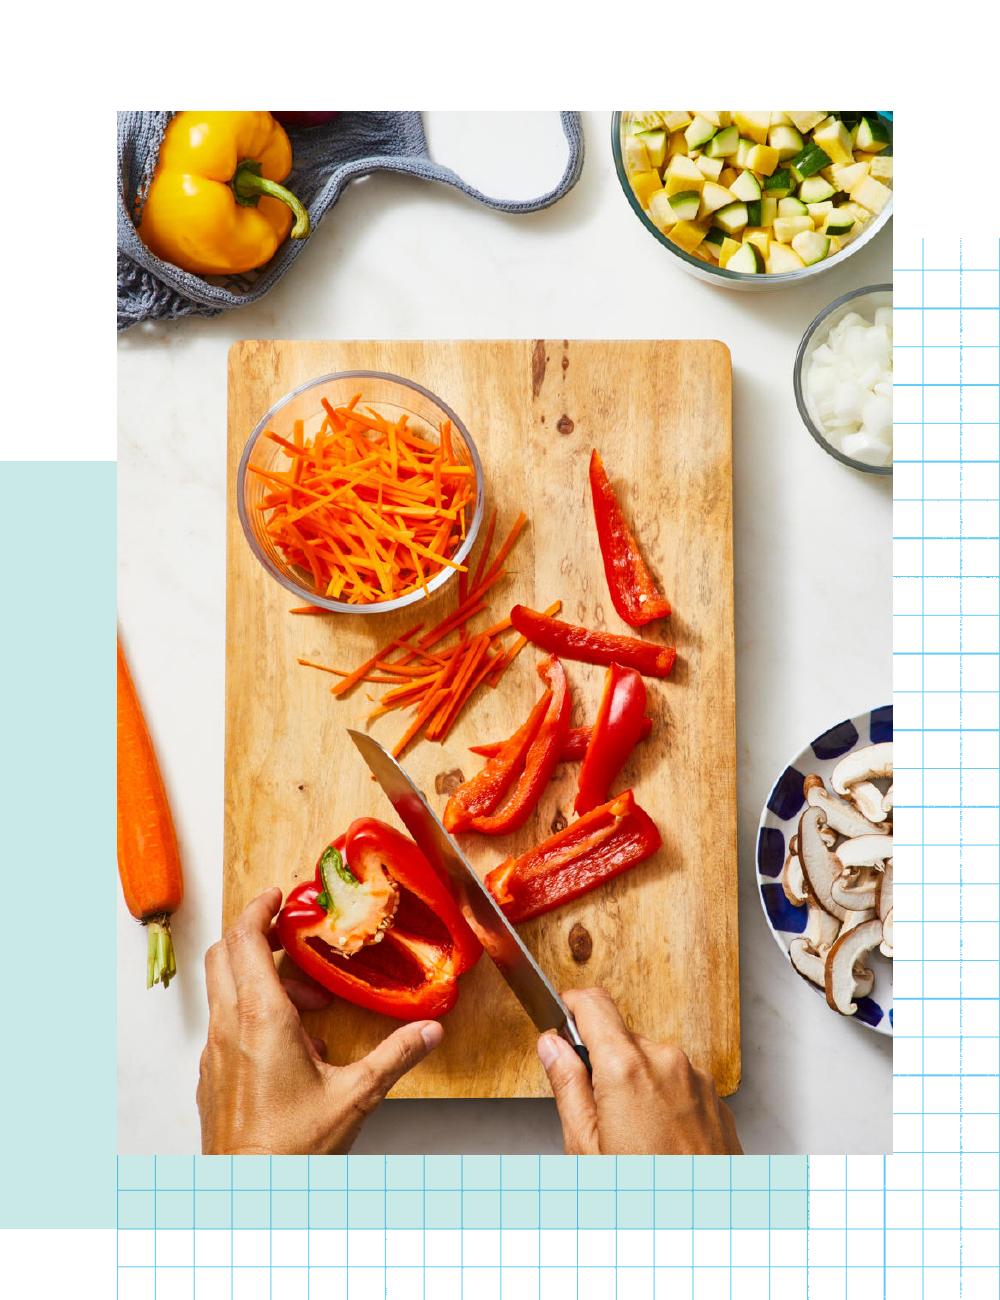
717, 237, 743, 268
667, 131, 689, 159
839, 201, 871, 225
692, 112, 721, 128
819, 166, 839, 187
747, 143, 780, 176
716, 112, 732, 129
719, 166, 739, 188
699, 182, 736, 216
624, 136, 651, 174
806, 201, 833, 223
629, 112, 665, 132
733, 112, 771, 145
832, 161, 869, 193
769, 112, 792, 126
773, 215, 813, 244
636, 129, 667, 169
647, 190, 678, 232
766, 243, 806, 273
812, 117, 854, 167
787, 111, 827, 134
827, 236, 842, 255
744, 228, 771, 258
631, 170, 664, 207
849, 175, 892, 215
689, 244, 716, 264
664, 155, 705, 194
669, 220, 709, 254
868, 155, 893, 183
696, 155, 724, 182
661, 112, 692, 132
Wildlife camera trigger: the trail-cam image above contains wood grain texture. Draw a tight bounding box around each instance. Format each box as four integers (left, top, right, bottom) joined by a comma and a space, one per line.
224, 340, 739, 1097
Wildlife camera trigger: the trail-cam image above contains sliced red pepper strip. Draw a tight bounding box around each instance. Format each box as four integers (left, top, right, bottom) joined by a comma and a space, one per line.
485, 789, 661, 924
575, 665, 647, 815
463, 656, 571, 837
276, 818, 481, 1020
469, 716, 653, 762
589, 449, 671, 627
509, 605, 676, 678
444, 689, 553, 831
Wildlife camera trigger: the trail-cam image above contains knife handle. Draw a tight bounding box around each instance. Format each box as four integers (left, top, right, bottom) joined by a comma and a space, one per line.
559, 1016, 592, 1075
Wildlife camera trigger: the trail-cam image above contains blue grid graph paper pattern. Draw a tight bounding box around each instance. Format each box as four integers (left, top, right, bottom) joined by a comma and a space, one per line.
116, 240, 1000, 1299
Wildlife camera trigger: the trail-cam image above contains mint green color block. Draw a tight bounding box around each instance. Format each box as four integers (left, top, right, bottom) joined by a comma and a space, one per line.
770, 1156, 807, 1190
540, 1190, 577, 1230
501, 1189, 539, 1230
616, 1156, 654, 1189
501, 1155, 539, 1190
770, 1189, 807, 1227
232, 1191, 270, 1231
386, 1156, 424, 1189
309, 1191, 347, 1228
731, 1190, 769, 1230
194, 1191, 231, 1231
693, 1189, 730, 1228
156, 1157, 194, 1191
731, 1156, 770, 1190
425, 1191, 461, 1229
118, 1157, 155, 1190
463, 1189, 500, 1228
232, 1156, 270, 1190
463, 1156, 501, 1189
615, 1189, 654, 1230
693, 1156, 731, 1190
540, 1156, 577, 1190
118, 1191, 155, 1230
425, 1156, 462, 1189
347, 1157, 384, 1190
195, 1158, 232, 1191
155, 1190, 193, 1230
386, 1190, 424, 1228
349, 1190, 385, 1228
578, 1189, 616, 1229
307, 1157, 347, 1190
272, 1190, 307, 1229
655, 1156, 694, 1189
654, 1190, 693, 1229
578, 1156, 616, 1190
271, 1157, 308, 1190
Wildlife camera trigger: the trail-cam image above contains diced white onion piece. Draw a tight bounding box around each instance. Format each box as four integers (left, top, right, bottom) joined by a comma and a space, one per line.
805, 304, 892, 464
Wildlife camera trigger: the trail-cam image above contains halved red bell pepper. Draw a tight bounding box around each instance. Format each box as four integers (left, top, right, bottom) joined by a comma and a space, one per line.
276, 817, 481, 1020
589, 449, 671, 627
443, 689, 552, 831
485, 789, 662, 923
469, 716, 653, 763
447, 656, 571, 837
575, 665, 647, 815
510, 605, 676, 678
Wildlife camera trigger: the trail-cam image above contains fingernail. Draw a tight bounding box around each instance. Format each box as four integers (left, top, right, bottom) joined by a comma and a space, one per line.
420, 1021, 444, 1050
537, 1033, 560, 1069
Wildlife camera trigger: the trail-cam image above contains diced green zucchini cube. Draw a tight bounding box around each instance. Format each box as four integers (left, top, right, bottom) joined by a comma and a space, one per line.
667, 190, 702, 222
699, 182, 737, 217
695, 155, 725, 181
726, 242, 762, 274
762, 168, 793, 197
714, 201, 749, 234
685, 116, 716, 149
703, 226, 727, 251
635, 129, 667, 169
824, 211, 856, 236
735, 139, 755, 168
759, 196, 778, 227
789, 144, 833, 178
729, 170, 761, 202
799, 175, 836, 203
745, 200, 762, 226
705, 125, 740, 158
777, 196, 808, 218
791, 230, 831, 266
856, 115, 891, 153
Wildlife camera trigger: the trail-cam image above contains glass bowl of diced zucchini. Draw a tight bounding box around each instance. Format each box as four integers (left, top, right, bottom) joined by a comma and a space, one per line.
612, 112, 892, 290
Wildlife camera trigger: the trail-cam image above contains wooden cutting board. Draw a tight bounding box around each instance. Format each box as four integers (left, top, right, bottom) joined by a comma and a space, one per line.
224, 339, 739, 1097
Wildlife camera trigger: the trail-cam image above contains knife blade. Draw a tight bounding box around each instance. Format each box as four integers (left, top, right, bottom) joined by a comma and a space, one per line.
347, 729, 590, 1071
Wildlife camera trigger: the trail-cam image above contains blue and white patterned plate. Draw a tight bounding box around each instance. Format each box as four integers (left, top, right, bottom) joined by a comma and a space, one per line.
756, 705, 893, 1035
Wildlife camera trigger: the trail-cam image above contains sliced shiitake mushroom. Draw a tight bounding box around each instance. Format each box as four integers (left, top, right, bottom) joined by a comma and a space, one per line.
797, 807, 850, 923
837, 835, 893, 870
877, 859, 894, 957
804, 774, 889, 840
831, 742, 893, 796
849, 781, 890, 825
831, 866, 881, 912
824, 916, 882, 1015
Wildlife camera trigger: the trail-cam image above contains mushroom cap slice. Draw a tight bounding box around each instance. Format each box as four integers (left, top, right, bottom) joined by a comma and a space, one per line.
804, 774, 889, 839
882, 783, 893, 813
880, 909, 894, 957
849, 781, 890, 825
830, 867, 880, 912
789, 937, 827, 988
804, 902, 842, 950
824, 917, 882, 1015
831, 742, 893, 796
840, 906, 877, 934
877, 861, 894, 955
797, 807, 850, 923
782, 849, 809, 907
836, 835, 893, 870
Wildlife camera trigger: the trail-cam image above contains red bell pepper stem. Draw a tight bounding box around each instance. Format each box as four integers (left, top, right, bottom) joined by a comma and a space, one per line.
469, 716, 653, 763
485, 789, 662, 924
589, 449, 671, 627
276, 819, 481, 1020
575, 665, 647, 815
509, 605, 676, 678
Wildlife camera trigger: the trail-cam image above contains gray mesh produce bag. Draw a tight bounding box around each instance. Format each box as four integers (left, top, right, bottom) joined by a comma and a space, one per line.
117, 111, 584, 332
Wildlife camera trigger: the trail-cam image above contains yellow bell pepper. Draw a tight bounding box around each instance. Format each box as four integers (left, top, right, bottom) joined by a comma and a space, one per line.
138, 111, 311, 276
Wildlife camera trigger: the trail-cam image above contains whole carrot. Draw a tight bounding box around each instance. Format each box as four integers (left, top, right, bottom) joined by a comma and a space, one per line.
117, 637, 183, 988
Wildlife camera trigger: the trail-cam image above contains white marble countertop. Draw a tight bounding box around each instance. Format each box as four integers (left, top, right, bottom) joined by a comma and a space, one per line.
118, 111, 892, 1155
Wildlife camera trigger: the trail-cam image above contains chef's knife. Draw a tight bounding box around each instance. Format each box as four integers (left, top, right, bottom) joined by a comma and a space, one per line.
347, 729, 590, 1072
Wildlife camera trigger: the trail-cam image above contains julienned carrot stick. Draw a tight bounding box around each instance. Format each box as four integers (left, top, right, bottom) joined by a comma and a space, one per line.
117, 638, 183, 990
329, 623, 423, 697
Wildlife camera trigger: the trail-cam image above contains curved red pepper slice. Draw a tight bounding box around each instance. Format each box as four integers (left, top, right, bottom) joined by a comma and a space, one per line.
485, 789, 662, 924
276, 818, 481, 1020
575, 665, 647, 815
464, 656, 571, 837
589, 448, 671, 627
510, 605, 675, 678
444, 689, 552, 832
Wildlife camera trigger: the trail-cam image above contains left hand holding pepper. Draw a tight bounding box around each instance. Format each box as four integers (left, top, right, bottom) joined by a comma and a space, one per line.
198, 887, 444, 1154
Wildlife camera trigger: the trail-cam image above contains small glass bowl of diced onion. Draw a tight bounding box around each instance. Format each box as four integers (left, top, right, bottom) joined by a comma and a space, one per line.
794, 285, 893, 475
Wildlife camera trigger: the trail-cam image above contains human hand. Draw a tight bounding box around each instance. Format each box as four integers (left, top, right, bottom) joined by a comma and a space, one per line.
198, 886, 444, 1154
537, 987, 742, 1155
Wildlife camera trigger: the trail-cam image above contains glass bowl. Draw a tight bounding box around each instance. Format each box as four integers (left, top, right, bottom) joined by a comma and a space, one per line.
793, 284, 893, 476
237, 371, 485, 613
611, 111, 892, 292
